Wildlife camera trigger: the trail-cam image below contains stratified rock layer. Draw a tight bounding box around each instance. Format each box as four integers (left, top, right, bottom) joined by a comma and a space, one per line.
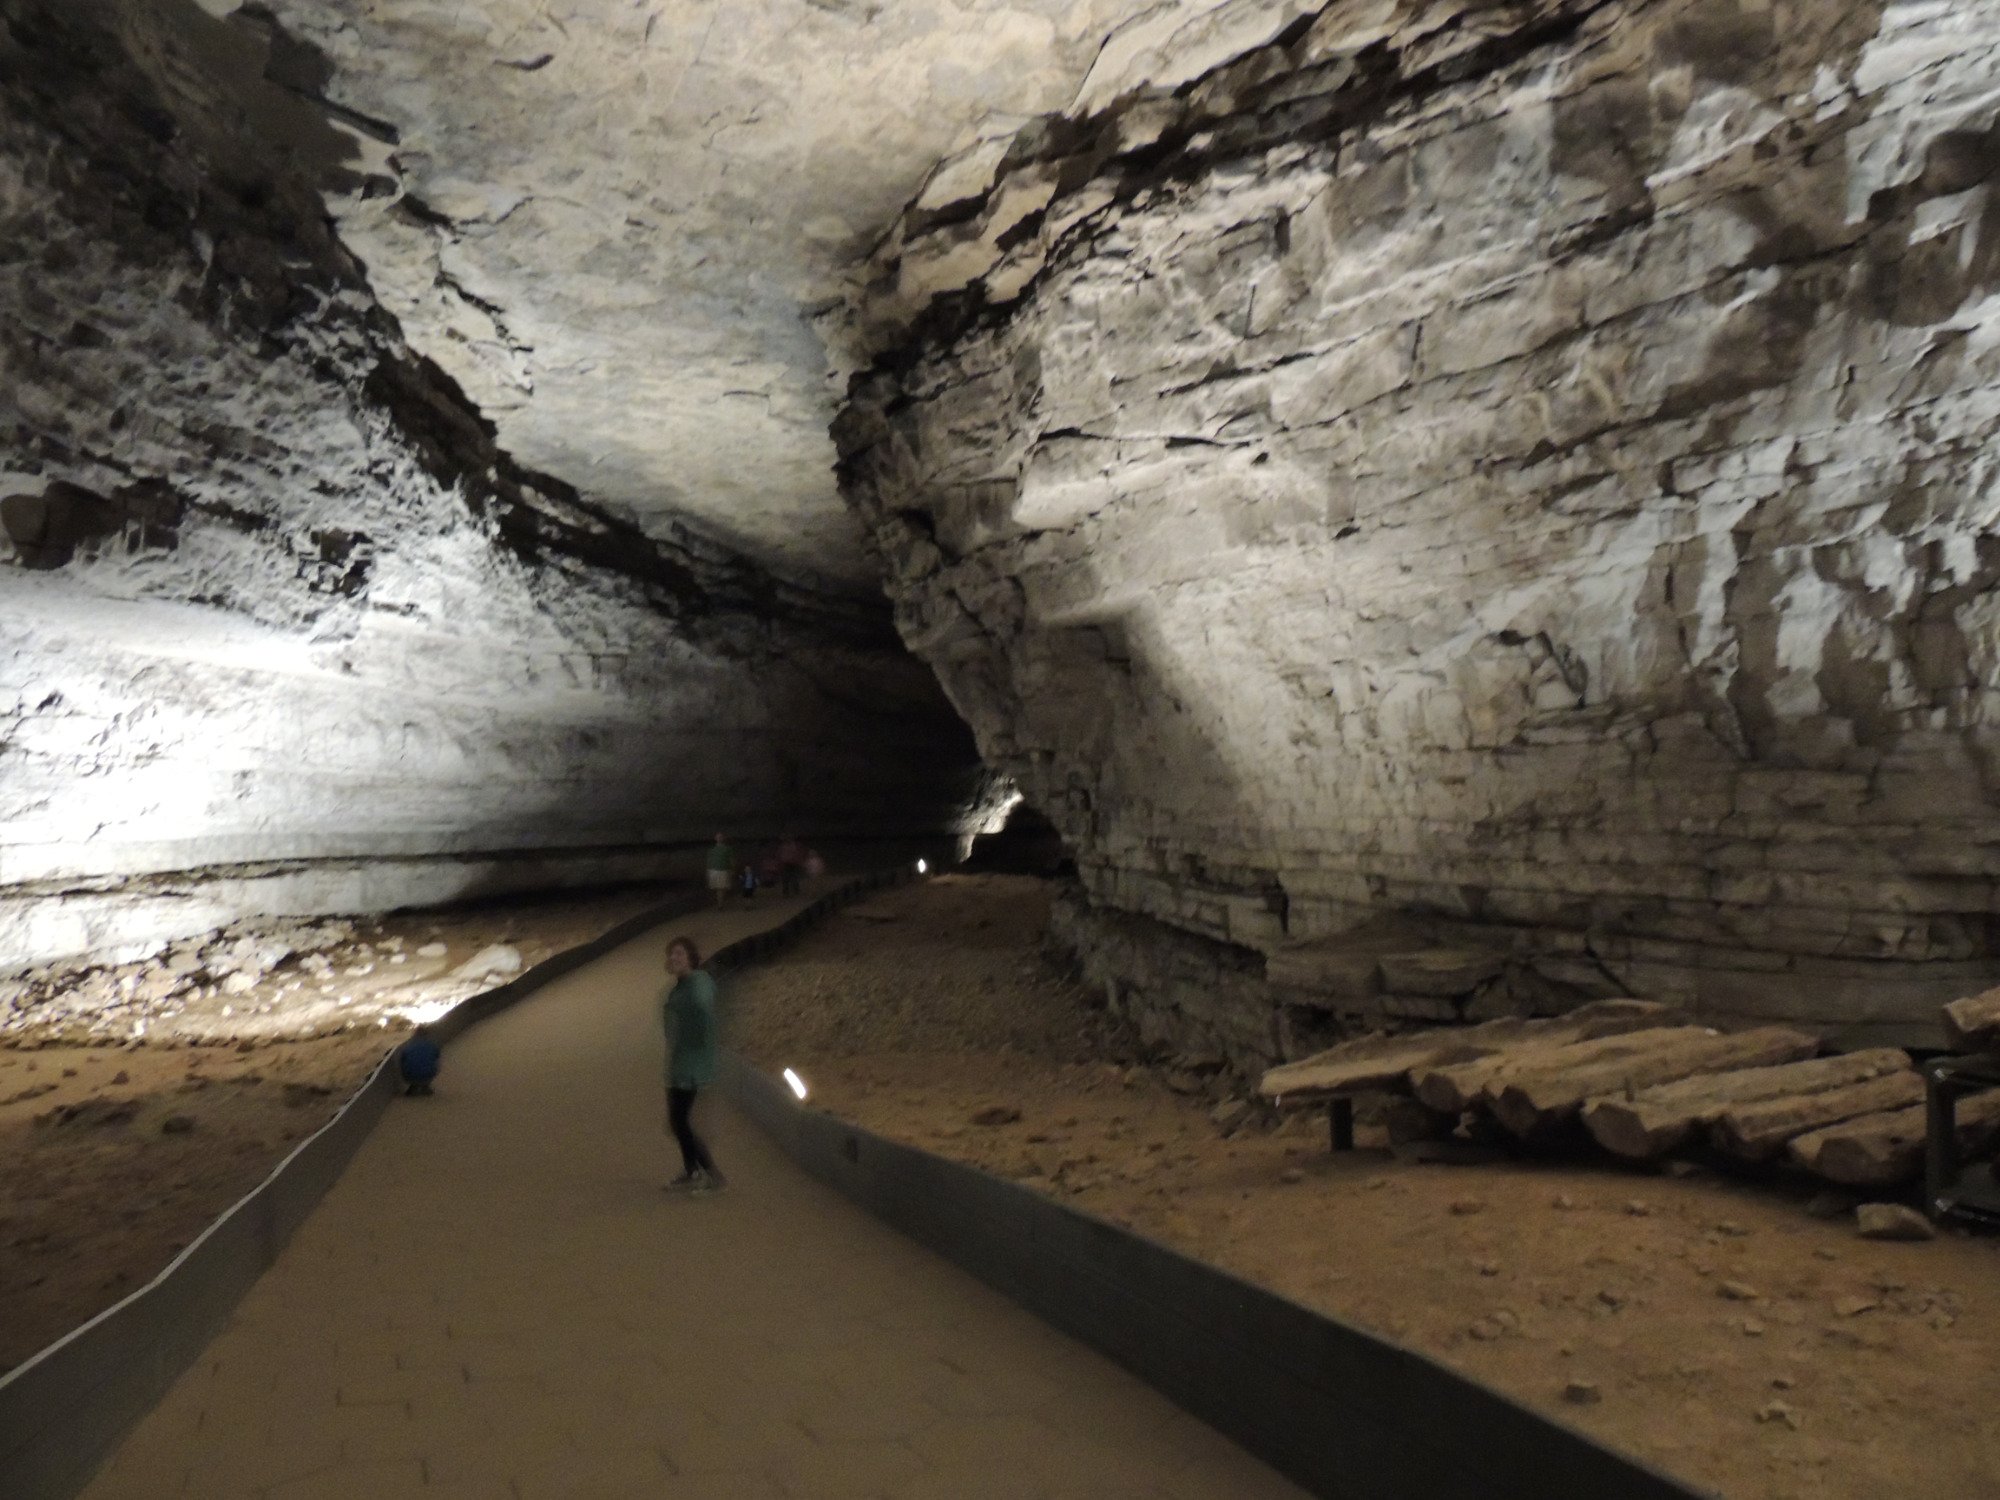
0, 1, 979, 968
235, 0, 1162, 589
838, 0, 2000, 1051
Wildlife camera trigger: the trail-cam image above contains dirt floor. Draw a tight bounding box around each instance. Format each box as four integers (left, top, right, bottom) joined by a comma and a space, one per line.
0, 882, 685, 1371
729, 874, 2000, 1500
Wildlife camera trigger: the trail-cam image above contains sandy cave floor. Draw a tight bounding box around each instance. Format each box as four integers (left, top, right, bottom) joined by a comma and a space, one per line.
0, 881, 688, 1371
729, 874, 2000, 1500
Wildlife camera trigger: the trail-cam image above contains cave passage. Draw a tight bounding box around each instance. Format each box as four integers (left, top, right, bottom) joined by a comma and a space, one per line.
9, 0, 2000, 1495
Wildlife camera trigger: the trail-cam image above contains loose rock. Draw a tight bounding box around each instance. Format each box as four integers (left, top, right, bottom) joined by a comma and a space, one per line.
1210, 1098, 1251, 1134
1757, 1401, 1801, 1430
1854, 1203, 1935, 1242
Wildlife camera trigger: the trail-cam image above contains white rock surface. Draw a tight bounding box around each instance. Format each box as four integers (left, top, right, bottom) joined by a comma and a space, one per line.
9, 0, 1999, 1058
0, 0, 985, 968
837, 0, 2000, 1041
451, 945, 524, 983
239, 0, 1162, 589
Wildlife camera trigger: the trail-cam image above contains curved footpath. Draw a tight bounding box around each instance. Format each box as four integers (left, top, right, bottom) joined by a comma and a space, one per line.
76, 891, 1307, 1500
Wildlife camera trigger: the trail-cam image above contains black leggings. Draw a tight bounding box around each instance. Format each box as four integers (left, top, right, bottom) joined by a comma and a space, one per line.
668, 1086, 718, 1176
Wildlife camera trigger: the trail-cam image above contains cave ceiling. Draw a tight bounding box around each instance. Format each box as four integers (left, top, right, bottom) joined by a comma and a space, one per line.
237, 0, 1161, 593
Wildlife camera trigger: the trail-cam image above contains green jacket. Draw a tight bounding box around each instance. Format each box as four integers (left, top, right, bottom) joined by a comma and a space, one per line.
664, 969, 718, 1088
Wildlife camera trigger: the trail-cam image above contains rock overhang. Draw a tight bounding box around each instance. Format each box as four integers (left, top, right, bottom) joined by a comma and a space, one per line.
232, 0, 1172, 592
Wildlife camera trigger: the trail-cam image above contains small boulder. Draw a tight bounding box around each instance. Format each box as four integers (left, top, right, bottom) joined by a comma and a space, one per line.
160, 1115, 196, 1135
1718, 1281, 1761, 1302
1563, 1380, 1603, 1407
451, 944, 523, 982
1210, 1098, 1252, 1134
1854, 1203, 1935, 1242
1756, 1401, 1800, 1430
970, 1105, 1022, 1127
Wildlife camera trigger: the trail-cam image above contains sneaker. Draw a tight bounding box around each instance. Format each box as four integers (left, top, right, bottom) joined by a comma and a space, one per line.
691, 1168, 728, 1193
664, 1173, 703, 1192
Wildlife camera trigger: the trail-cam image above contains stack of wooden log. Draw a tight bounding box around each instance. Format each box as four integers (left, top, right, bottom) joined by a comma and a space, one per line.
1257, 996, 2000, 1189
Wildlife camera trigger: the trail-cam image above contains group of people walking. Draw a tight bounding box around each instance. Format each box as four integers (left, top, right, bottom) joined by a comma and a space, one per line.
704, 831, 820, 907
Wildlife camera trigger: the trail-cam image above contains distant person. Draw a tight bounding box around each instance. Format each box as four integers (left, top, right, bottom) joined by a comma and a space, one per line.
398, 1027, 441, 1097
775, 835, 807, 896
737, 861, 758, 900
662, 937, 725, 1192
803, 848, 825, 880
705, 832, 735, 910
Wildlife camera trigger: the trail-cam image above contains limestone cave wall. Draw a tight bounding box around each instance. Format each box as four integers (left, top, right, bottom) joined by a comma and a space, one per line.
0, 0, 980, 971
838, 0, 2000, 1050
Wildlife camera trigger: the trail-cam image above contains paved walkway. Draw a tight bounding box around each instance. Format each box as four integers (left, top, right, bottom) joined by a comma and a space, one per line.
79, 891, 1309, 1500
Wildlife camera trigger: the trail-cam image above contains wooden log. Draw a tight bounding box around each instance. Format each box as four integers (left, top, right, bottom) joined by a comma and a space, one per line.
1260, 1032, 1484, 1103
1583, 1048, 1910, 1161
1413, 1011, 1689, 1115
1712, 1069, 1928, 1162
1490, 1026, 1820, 1139
1789, 1089, 2000, 1187
1258, 999, 1673, 1104
1943, 986, 2000, 1052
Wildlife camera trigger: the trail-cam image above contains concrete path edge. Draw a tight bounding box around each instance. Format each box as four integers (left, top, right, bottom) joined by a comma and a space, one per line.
711, 933, 1712, 1500
0, 880, 747, 1500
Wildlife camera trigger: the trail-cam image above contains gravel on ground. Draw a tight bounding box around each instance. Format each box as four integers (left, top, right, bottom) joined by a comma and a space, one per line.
729, 873, 2000, 1500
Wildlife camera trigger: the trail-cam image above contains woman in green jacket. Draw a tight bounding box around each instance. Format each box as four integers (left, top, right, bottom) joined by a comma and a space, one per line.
662, 936, 726, 1191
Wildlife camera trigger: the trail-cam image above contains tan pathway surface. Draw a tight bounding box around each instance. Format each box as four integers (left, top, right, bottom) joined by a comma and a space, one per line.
79, 890, 1310, 1500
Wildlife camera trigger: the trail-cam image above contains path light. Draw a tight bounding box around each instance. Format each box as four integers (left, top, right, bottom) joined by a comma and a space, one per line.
916, 858, 927, 874
783, 1067, 809, 1101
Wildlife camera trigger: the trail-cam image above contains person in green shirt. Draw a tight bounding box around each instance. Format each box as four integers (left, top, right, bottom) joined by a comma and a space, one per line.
705, 833, 735, 910
662, 936, 726, 1191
